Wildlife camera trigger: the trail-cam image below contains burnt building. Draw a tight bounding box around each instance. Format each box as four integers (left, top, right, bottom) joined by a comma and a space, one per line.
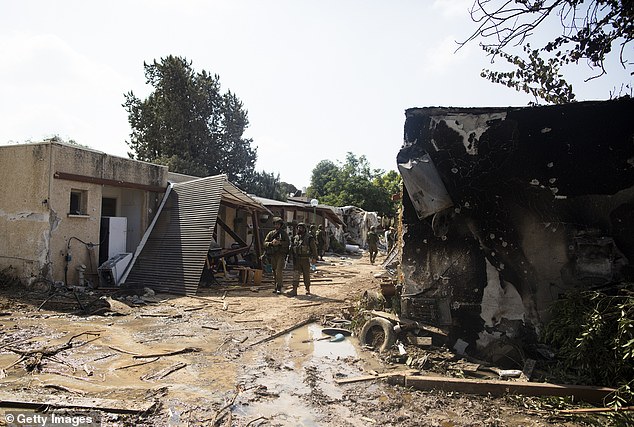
397, 98, 634, 361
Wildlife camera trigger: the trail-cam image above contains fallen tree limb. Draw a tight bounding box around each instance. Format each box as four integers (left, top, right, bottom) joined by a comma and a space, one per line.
247, 316, 316, 348
141, 362, 187, 381
108, 345, 140, 356
133, 347, 201, 359
116, 356, 161, 370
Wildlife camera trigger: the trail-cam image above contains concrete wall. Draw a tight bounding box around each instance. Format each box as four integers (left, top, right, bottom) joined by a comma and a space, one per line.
0, 144, 53, 279
0, 142, 168, 286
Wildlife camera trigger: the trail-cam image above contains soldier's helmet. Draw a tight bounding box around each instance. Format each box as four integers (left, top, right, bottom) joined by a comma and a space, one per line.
297, 222, 306, 228
272, 217, 284, 225
318, 224, 323, 230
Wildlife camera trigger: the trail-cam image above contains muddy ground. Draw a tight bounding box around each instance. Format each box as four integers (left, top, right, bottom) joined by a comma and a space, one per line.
0, 252, 593, 426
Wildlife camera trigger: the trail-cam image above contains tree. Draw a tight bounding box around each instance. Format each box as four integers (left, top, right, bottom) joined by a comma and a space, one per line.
124, 56, 257, 187
307, 153, 400, 216
461, 0, 633, 104
242, 170, 287, 201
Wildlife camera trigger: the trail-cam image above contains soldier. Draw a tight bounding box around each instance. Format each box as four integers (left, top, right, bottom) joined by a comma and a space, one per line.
316, 224, 327, 261
263, 217, 290, 294
367, 226, 379, 264
288, 222, 318, 296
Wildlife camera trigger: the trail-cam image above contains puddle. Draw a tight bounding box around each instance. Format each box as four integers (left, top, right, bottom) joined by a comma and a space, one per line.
234, 323, 381, 425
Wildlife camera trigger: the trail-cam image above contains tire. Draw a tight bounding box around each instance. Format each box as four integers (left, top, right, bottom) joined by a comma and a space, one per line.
26, 278, 51, 294
359, 317, 396, 353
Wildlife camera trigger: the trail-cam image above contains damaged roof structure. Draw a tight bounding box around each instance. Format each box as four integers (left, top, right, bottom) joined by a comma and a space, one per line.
122, 175, 270, 296
397, 98, 634, 361
0, 142, 269, 297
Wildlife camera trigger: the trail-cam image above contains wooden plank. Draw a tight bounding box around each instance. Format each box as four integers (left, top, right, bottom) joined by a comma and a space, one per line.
0, 391, 155, 413
335, 369, 420, 385
247, 316, 316, 347
404, 375, 615, 404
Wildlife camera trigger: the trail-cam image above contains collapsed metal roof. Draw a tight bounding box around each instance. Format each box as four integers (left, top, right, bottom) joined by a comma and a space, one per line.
251, 195, 344, 226
121, 175, 268, 296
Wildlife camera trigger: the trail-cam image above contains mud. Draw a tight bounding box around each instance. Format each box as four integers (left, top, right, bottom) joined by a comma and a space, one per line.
0, 253, 587, 426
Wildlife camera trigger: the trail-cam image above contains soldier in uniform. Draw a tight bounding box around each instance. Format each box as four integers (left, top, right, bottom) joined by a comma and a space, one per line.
263, 217, 290, 294
367, 226, 379, 264
288, 222, 318, 296
316, 224, 327, 261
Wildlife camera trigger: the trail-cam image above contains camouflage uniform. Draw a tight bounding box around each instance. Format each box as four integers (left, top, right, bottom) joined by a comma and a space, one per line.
263, 217, 290, 294
289, 223, 318, 296
367, 226, 379, 264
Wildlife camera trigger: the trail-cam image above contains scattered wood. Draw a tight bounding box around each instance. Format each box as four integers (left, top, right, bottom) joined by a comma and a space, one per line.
234, 319, 263, 323
141, 362, 187, 381
4, 331, 101, 372
108, 345, 140, 356
139, 313, 182, 318
188, 296, 241, 305
335, 369, 420, 385
202, 325, 220, 330
93, 353, 115, 362
211, 387, 241, 426
558, 406, 634, 414
247, 316, 316, 348
42, 383, 85, 395
116, 356, 161, 370
0, 391, 155, 413
293, 302, 322, 308
183, 305, 209, 312
404, 375, 616, 404
133, 347, 202, 359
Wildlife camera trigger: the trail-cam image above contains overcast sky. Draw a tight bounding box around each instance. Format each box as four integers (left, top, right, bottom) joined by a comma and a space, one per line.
1, 0, 630, 189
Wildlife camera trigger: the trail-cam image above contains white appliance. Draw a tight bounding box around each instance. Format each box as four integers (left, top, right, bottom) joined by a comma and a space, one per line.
98, 252, 133, 287
99, 217, 127, 264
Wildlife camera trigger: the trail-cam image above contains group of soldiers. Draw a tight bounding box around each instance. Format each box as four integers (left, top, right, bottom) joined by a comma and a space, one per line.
263, 217, 327, 297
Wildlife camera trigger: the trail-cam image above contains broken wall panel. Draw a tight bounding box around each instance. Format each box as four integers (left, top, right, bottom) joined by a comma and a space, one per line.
397, 99, 634, 361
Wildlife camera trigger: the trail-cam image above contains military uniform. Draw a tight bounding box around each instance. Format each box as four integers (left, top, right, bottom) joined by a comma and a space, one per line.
289, 223, 318, 296
264, 218, 290, 294
367, 227, 379, 264
316, 225, 326, 260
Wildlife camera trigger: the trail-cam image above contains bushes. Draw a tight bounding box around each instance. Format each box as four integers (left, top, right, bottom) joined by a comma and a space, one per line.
542, 282, 634, 421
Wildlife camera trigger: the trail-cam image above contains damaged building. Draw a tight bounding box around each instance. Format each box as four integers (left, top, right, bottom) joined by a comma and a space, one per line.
0, 142, 269, 296
397, 98, 634, 361
0, 141, 167, 288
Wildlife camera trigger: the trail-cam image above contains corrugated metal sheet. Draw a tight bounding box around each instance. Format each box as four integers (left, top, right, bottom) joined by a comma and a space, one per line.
123, 175, 226, 295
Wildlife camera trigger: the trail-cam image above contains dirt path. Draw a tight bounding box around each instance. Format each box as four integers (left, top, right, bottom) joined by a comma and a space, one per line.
0, 252, 585, 426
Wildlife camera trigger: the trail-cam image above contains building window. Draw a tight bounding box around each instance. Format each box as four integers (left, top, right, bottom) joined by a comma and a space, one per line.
70, 190, 88, 215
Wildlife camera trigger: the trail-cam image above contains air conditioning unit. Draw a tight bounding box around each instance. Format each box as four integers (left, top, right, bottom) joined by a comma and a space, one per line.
97, 253, 132, 287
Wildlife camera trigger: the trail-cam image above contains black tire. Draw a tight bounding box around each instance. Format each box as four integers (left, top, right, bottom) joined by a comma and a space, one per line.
27, 278, 51, 294
359, 317, 396, 353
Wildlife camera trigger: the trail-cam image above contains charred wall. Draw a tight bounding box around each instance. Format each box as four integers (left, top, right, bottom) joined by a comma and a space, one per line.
397, 98, 634, 360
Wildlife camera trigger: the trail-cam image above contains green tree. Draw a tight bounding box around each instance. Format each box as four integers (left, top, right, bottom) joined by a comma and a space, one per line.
308, 153, 399, 216
243, 170, 287, 201
124, 55, 257, 187
461, 0, 633, 104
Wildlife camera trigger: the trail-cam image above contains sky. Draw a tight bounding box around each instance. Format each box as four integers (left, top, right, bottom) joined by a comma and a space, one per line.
1, 0, 631, 189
